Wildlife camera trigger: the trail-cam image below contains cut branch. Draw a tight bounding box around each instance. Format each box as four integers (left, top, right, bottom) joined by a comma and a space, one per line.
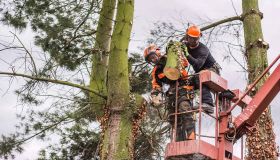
0, 71, 106, 99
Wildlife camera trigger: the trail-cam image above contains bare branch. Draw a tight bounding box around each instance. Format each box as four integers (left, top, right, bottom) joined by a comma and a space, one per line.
67, 0, 97, 47
10, 32, 38, 76
0, 46, 23, 52
201, 15, 242, 31
0, 71, 106, 99
178, 16, 242, 42
230, 0, 239, 16
227, 45, 247, 72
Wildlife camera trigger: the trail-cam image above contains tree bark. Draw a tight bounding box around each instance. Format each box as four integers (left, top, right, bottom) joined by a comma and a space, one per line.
101, 0, 134, 159
89, 0, 116, 117
242, 0, 278, 159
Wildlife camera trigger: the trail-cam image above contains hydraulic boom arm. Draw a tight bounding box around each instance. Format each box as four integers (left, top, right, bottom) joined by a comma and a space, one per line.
232, 63, 280, 139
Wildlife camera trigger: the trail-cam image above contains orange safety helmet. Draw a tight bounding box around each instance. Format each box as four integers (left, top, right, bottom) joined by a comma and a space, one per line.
143, 44, 161, 62
186, 25, 201, 38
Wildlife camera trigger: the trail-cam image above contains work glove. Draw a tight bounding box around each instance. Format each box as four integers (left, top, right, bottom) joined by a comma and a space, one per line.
151, 94, 163, 107
181, 44, 189, 57
151, 89, 164, 107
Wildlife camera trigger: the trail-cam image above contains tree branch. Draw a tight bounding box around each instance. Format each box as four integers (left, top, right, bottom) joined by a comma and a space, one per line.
67, 0, 97, 47
0, 46, 24, 52
15, 117, 70, 145
201, 15, 242, 31
0, 71, 107, 99
10, 32, 38, 76
180, 15, 242, 42
227, 45, 247, 72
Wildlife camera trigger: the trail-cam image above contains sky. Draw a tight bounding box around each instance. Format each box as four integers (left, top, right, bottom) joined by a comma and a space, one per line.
0, 0, 280, 159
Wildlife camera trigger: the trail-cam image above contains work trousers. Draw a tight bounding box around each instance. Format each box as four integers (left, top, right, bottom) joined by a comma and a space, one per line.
167, 90, 195, 142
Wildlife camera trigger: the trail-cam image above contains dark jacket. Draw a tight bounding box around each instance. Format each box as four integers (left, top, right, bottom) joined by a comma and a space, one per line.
186, 42, 217, 73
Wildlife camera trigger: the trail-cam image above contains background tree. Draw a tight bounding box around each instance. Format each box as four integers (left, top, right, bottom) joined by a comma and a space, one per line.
0, 0, 112, 159
242, 0, 278, 159
1, 0, 102, 70
0, 0, 156, 159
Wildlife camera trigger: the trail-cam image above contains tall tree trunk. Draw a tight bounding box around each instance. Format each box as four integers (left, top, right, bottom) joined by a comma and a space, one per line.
89, 0, 116, 117
101, 0, 134, 159
242, 0, 278, 159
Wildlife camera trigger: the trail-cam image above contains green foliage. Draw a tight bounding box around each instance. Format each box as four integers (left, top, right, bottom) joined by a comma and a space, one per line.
129, 53, 152, 94
38, 123, 100, 160
0, 53, 155, 159
134, 105, 169, 160
2, 11, 27, 29
0, 91, 99, 159
15, 91, 42, 105
0, 134, 23, 159
0, 0, 101, 70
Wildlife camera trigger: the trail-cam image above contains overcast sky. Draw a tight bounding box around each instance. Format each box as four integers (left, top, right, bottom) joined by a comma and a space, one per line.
0, 0, 280, 159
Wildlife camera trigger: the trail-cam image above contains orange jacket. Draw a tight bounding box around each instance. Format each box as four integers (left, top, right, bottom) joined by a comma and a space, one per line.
151, 56, 189, 90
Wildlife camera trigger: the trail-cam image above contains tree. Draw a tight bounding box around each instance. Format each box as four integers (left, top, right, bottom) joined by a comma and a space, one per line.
0, 0, 103, 70
0, 0, 155, 159
242, 0, 278, 159
100, 0, 135, 159
0, 0, 114, 159
90, 0, 116, 118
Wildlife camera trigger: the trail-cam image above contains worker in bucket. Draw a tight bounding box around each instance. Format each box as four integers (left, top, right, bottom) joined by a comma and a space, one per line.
182, 25, 222, 114
143, 43, 195, 141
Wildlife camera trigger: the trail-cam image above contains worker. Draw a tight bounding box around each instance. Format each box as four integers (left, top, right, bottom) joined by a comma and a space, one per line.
182, 25, 221, 114
143, 44, 195, 141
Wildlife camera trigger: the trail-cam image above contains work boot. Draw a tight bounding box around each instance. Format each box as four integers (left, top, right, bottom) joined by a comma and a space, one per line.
193, 103, 214, 114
